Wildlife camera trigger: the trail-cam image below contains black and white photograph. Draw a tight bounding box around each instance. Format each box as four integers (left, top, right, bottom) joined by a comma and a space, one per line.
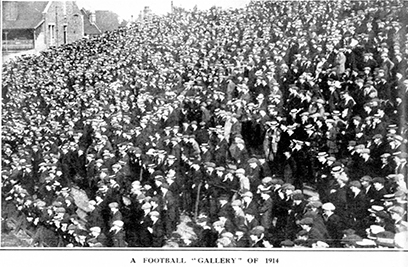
1, 0, 408, 266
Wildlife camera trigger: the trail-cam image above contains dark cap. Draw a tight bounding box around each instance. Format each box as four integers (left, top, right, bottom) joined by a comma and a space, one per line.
205, 162, 216, 168
389, 206, 405, 216
372, 177, 385, 184
349, 180, 361, 189
245, 208, 257, 216
307, 201, 322, 208
218, 194, 229, 201
341, 234, 363, 245
160, 183, 170, 189
292, 192, 305, 200
298, 217, 313, 225
360, 175, 372, 182
249, 226, 265, 236
280, 240, 295, 247
281, 183, 295, 191
374, 210, 391, 220
372, 134, 383, 140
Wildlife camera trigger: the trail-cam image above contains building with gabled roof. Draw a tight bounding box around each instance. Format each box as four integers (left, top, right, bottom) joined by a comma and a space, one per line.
2, 1, 84, 53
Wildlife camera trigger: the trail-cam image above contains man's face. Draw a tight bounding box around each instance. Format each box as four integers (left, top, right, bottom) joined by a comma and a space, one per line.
390, 212, 401, 221
331, 171, 341, 179
300, 224, 310, 230
91, 230, 100, 237
110, 207, 118, 213
373, 182, 383, 190
322, 209, 332, 217
393, 157, 401, 164
245, 214, 254, 221
249, 162, 257, 169
250, 234, 259, 242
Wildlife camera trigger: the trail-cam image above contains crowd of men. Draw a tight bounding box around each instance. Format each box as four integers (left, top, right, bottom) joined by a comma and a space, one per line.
2, 0, 408, 248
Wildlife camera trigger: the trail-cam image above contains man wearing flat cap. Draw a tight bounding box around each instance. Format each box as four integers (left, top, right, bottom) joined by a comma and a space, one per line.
219, 165, 240, 198
148, 211, 165, 247
393, 151, 408, 179
229, 136, 249, 168
328, 172, 349, 218
108, 220, 127, 247
246, 158, 262, 195
241, 191, 259, 219
258, 187, 274, 232
302, 200, 330, 241
285, 191, 307, 241
108, 202, 122, 229
371, 177, 388, 205
217, 194, 234, 221
347, 180, 370, 235
271, 183, 294, 245
322, 202, 346, 247
249, 226, 271, 248
88, 226, 108, 247
200, 143, 213, 163
160, 182, 179, 236
298, 217, 327, 246
191, 215, 218, 247
389, 206, 408, 234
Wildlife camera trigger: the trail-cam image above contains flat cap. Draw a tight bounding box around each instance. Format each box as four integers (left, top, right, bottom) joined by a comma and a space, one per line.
388, 206, 405, 216
372, 177, 385, 184
360, 175, 373, 182
349, 180, 361, 188
299, 217, 314, 225
281, 183, 295, 191
249, 226, 265, 235
108, 202, 119, 209
307, 201, 322, 208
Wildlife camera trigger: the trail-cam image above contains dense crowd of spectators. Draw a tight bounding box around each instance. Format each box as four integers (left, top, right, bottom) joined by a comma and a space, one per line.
2, 0, 408, 248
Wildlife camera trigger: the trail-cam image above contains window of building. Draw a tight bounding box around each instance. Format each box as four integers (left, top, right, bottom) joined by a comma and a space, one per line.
48, 24, 55, 45
63, 25, 68, 44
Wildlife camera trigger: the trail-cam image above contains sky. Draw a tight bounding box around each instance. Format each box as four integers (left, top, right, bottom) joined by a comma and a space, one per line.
76, 0, 251, 21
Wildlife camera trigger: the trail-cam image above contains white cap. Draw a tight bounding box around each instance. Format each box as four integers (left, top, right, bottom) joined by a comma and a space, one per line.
112, 220, 124, 227
322, 202, 336, 211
